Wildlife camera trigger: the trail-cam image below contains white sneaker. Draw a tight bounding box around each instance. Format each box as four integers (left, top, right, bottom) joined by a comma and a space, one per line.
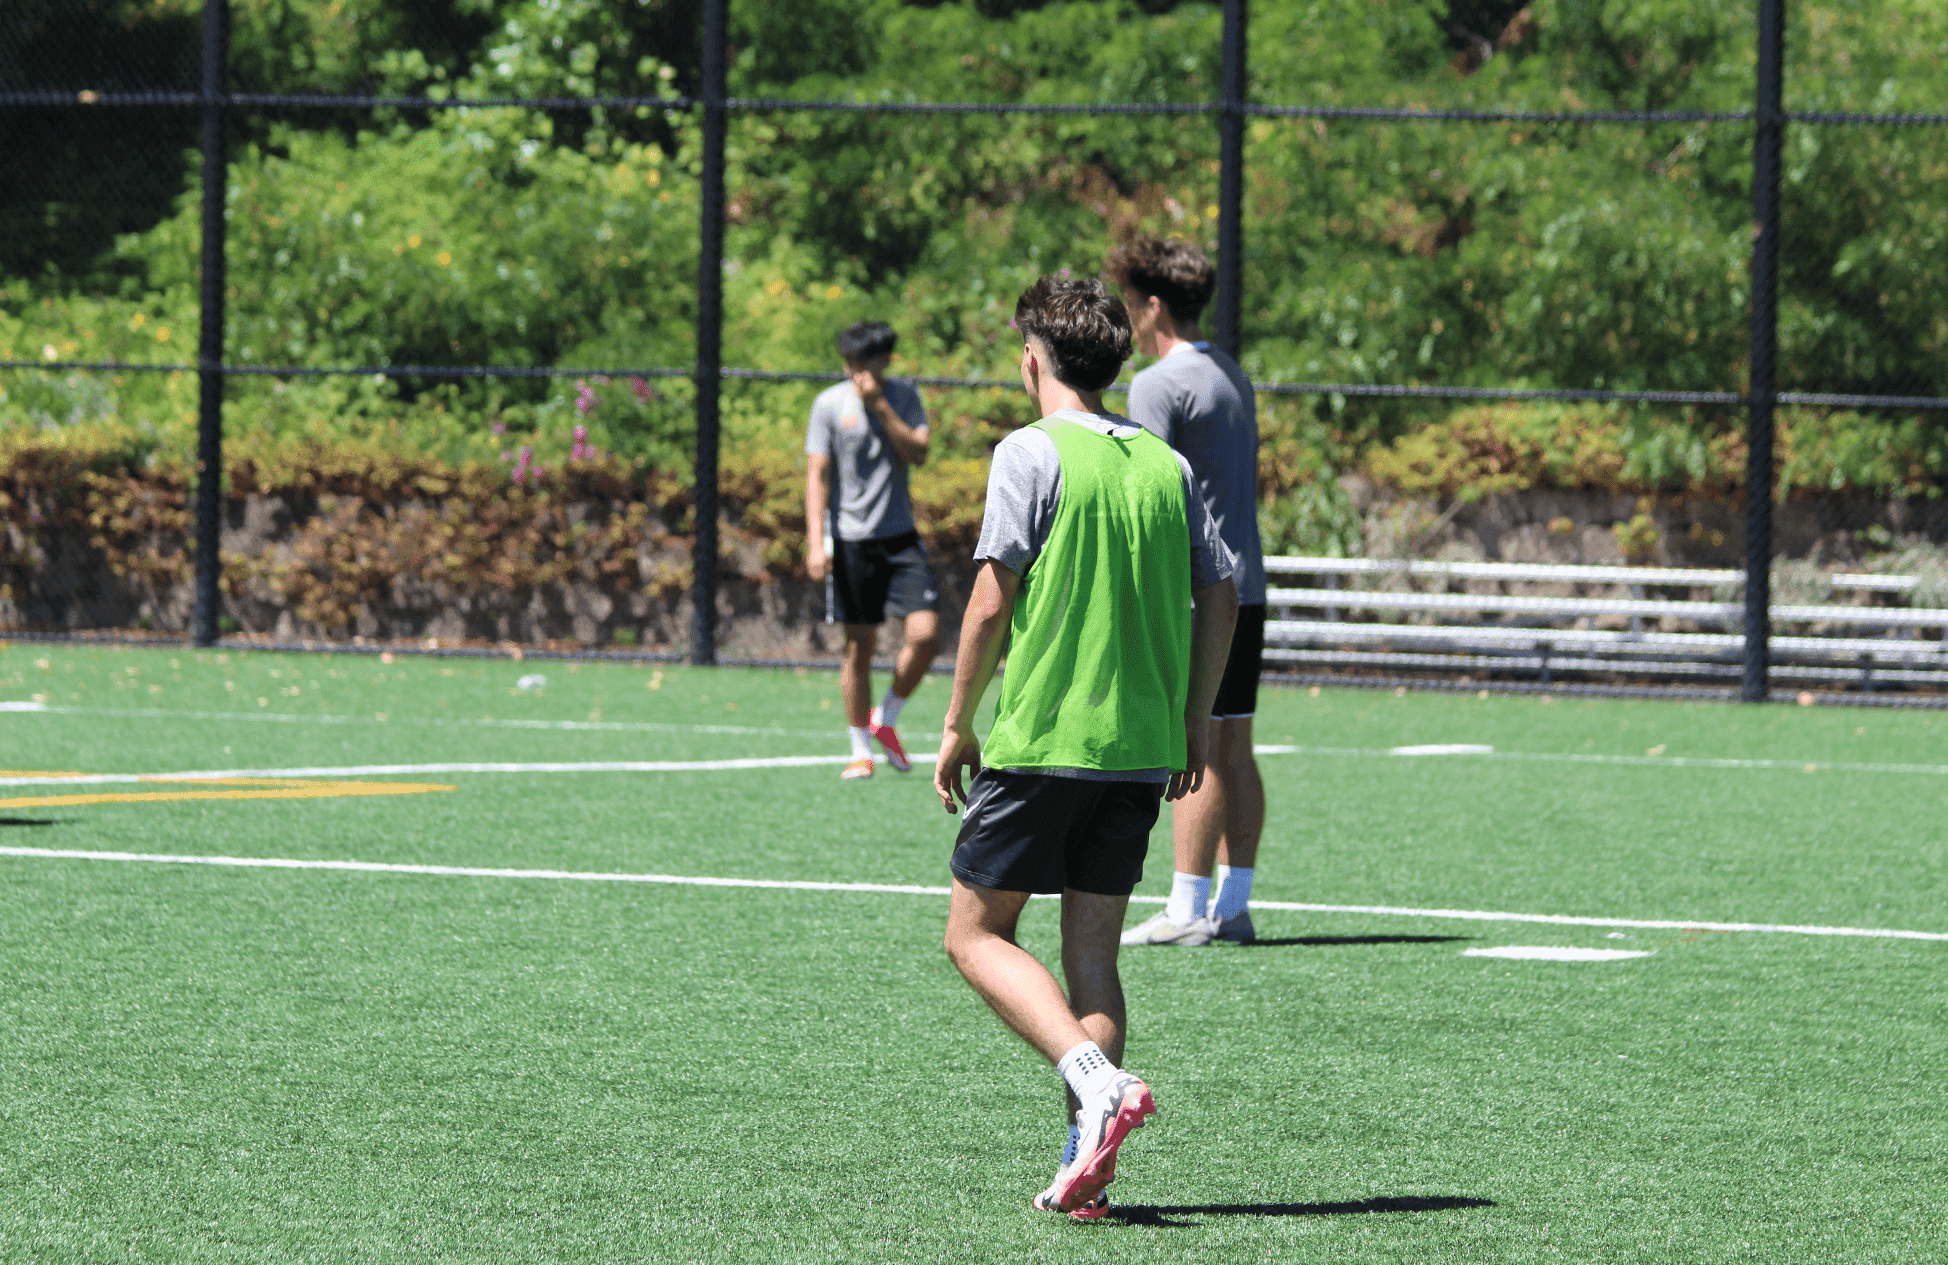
1210, 909, 1256, 943
1119, 910, 1215, 946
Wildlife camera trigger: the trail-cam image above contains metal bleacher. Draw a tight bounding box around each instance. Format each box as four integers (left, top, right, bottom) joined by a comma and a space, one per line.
1264, 557, 1948, 690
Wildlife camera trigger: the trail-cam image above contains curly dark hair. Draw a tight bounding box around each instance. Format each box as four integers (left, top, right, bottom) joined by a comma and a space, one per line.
1103, 236, 1215, 325
1013, 276, 1131, 393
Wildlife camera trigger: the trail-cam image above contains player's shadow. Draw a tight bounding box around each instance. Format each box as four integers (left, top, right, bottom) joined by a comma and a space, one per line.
0, 817, 59, 827
1240, 934, 1475, 948
1104, 1195, 1494, 1227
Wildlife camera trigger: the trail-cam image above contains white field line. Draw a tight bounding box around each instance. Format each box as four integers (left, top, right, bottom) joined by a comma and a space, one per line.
0, 756, 876, 787
1465, 946, 1653, 961
9, 702, 844, 739
1283, 745, 1948, 777
1, 845, 1944, 941
16, 700, 1944, 778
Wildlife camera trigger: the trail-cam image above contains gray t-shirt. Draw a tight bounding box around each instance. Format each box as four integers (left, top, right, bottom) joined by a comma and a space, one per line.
973, 409, 1238, 783
805, 379, 929, 542
1127, 342, 1266, 604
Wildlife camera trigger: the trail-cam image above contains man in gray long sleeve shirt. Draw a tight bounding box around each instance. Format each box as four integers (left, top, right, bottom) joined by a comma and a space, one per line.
1106, 236, 1269, 946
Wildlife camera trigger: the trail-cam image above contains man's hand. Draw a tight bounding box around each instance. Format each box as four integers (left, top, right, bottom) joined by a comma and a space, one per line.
850, 365, 885, 407
807, 541, 828, 582
935, 726, 982, 813
1167, 715, 1209, 802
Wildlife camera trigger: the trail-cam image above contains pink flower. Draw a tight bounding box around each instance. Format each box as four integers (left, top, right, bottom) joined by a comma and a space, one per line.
492, 421, 506, 435
573, 424, 587, 442
630, 377, 651, 400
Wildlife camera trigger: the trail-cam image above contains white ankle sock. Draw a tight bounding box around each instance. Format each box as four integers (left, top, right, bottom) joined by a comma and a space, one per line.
847, 726, 873, 759
1213, 864, 1255, 920
1165, 871, 1210, 924
877, 690, 905, 727
1056, 1040, 1118, 1102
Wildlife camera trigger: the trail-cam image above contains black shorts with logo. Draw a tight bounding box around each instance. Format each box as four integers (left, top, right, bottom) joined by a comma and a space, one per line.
827, 530, 939, 626
1211, 603, 1266, 720
949, 768, 1163, 897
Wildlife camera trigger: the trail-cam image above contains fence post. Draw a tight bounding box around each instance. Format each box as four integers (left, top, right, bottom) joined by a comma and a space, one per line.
193, 0, 229, 647
1213, 0, 1246, 359
1742, 0, 1785, 702
689, 0, 728, 666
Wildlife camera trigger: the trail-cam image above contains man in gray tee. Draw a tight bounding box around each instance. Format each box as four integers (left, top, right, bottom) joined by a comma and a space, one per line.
1107, 236, 1269, 946
804, 320, 940, 780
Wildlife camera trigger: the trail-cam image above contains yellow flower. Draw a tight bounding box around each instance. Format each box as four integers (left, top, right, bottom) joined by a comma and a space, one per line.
437, 251, 452, 266
408, 234, 422, 248
129, 312, 146, 329
156, 328, 171, 342
826, 285, 844, 299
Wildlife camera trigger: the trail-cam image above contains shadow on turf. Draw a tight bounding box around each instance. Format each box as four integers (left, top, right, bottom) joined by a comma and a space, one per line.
1103, 1195, 1494, 1227
1239, 934, 1476, 948
0, 818, 60, 827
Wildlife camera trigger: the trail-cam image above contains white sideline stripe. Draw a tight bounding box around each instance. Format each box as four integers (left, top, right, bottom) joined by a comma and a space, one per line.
0, 756, 872, 787
1, 845, 1944, 941
0, 847, 949, 894
1242, 898, 1948, 940
11, 703, 847, 739
1464, 946, 1653, 961
1270, 745, 1948, 777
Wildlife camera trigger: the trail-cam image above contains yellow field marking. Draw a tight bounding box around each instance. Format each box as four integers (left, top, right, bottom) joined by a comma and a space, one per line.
0, 780, 455, 809
0, 771, 84, 778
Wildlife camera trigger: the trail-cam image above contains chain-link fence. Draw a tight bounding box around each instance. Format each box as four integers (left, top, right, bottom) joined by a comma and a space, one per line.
4, 0, 1946, 696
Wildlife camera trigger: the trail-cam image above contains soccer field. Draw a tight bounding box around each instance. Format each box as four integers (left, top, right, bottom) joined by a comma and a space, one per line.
2, 644, 1945, 1263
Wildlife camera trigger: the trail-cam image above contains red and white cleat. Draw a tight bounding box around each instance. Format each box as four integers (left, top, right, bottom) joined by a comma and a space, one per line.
1052, 1072, 1156, 1214
840, 756, 875, 780
868, 707, 911, 773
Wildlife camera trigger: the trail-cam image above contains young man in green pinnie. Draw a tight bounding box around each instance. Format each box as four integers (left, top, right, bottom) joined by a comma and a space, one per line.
934, 276, 1238, 1218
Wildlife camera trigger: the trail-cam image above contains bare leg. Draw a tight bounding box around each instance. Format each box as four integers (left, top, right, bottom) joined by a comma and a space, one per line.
943, 880, 1096, 1063
1214, 716, 1264, 871
1059, 888, 1132, 1119
841, 624, 877, 729
891, 609, 940, 701
1170, 715, 1236, 879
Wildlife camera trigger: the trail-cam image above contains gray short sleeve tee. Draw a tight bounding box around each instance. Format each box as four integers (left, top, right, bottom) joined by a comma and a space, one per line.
971, 410, 1238, 784
805, 379, 929, 542
1127, 343, 1266, 604
974, 411, 1234, 589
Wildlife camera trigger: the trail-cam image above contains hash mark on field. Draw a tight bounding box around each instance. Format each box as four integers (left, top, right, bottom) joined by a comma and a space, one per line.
1463, 946, 1653, 962
1, 846, 1943, 941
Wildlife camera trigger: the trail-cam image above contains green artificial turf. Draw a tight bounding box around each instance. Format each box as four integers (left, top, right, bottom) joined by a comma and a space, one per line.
2, 643, 1945, 1262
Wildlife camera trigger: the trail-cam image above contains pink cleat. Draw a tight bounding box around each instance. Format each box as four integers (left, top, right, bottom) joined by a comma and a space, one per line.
868, 707, 911, 773
1052, 1072, 1156, 1214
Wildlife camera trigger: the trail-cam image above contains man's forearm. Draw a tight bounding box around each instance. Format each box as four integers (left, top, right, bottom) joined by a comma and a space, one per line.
872, 398, 929, 466
1185, 578, 1239, 721
945, 564, 1016, 733
804, 471, 828, 553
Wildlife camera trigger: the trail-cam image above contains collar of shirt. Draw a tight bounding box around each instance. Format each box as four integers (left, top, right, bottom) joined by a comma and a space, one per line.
1047, 407, 1139, 436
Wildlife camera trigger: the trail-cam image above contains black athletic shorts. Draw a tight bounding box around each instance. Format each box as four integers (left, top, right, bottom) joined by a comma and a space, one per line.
826, 530, 938, 626
1211, 603, 1266, 720
949, 768, 1162, 897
